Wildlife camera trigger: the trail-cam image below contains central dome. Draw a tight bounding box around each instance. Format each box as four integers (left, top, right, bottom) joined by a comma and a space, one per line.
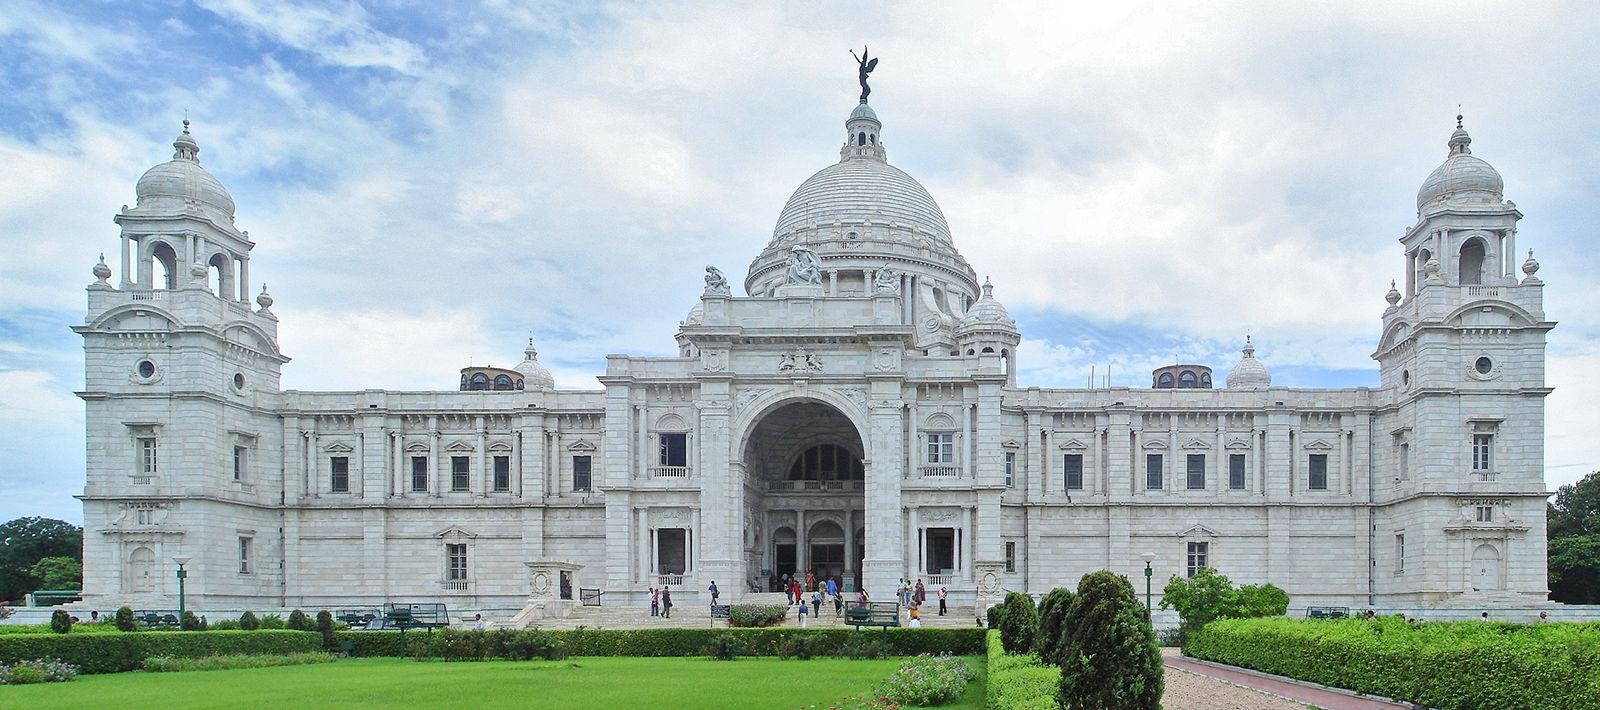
134, 122, 236, 221
771, 159, 952, 244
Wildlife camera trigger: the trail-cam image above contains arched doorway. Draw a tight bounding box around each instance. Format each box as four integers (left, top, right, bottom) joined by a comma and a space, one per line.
741, 399, 867, 593
1471, 543, 1502, 591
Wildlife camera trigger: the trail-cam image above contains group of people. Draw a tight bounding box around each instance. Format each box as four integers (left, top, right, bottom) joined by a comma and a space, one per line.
647, 586, 674, 618
896, 578, 949, 626
780, 572, 848, 627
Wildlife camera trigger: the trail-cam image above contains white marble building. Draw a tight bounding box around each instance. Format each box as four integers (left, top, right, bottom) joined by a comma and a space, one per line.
77, 96, 1554, 614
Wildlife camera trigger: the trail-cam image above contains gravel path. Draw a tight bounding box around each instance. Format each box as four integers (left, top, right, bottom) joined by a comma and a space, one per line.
1161, 649, 1311, 709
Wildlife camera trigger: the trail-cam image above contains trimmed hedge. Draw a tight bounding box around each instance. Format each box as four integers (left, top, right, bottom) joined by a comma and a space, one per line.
985, 630, 1060, 710
0, 630, 320, 675
335, 627, 984, 660
1187, 617, 1600, 710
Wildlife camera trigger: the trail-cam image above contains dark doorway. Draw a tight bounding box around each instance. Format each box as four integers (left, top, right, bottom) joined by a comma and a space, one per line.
926, 528, 956, 575
658, 528, 687, 574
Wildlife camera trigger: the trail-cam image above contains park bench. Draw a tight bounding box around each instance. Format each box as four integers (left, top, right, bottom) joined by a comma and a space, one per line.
844, 601, 900, 628
336, 609, 378, 627
134, 610, 180, 628
1306, 606, 1350, 619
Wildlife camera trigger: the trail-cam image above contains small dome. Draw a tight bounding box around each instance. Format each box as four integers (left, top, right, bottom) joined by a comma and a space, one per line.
957, 278, 1017, 336
135, 121, 236, 220
849, 103, 879, 122
1416, 117, 1503, 212
683, 301, 705, 326
1226, 337, 1272, 389
513, 338, 555, 391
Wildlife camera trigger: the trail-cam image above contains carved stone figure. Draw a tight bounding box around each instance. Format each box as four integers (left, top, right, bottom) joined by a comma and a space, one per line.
850, 46, 878, 104
778, 346, 823, 373
703, 265, 731, 296
874, 263, 899, 293
784, 246, 822, 285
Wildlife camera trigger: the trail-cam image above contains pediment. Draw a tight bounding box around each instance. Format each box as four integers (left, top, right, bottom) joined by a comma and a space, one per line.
1058, 438, 1088, 451
1181, 439, 1211, 450
1224, 438, 1251, 450
1001, 439, 1022, 449
1141, 440, 1167, 451
405, 442, 430, 453
1303, 439, 1334, 451
1176, 524, 1220, 538
486, 441, 513, 453
322, 441, 354, 453
444, 440, 476, 453
434, 525, 478, 539
567, 439, 597, 452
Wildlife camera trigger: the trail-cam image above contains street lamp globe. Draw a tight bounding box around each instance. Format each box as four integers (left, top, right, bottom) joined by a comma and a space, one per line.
172, 555, 191, 566
1139, 552, 1155, 564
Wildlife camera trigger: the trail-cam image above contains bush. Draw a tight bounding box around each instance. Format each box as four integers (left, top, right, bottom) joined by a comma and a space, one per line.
727, 604, 788, 628
875, 654, 975, 706
115, 606, 137, 632
50, 609, 72, 634
502, 628, 565, 660
705, 633, 743, 660
259, 614, 285, 630
1187, 617, 1600, 710
238, 611, 260, 631
1034, 587, 1075, 666
0, 630, 319, 675
842, 633, 885, 660
1161, 567, 1288, 639
986, 605, 1002, 628
286, 609, 311, 631
333, 627, 984, 660
1058, 570, 1162, 710
315, 610, 334, 650
181, 611, 205, 631
778, 635, 816, 660
212, 619, 241, 631
997, 592, 1038, 655
985, 630, 1060, 709
0, 658, 79, 684
142, 652, 334, 672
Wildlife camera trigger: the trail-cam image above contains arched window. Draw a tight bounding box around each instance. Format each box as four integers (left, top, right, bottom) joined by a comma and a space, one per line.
857, 132, 866, 146
1179, 371, 1197, 388
787, 443, 865, 481
1157, 372, 1174, 388
1459, 238, 1486, 285
150, 241, 178, 290
469, 373, 489, 390
492, 374, 514, 390
208, 253, 232, 298
1200, 372, 1212, 388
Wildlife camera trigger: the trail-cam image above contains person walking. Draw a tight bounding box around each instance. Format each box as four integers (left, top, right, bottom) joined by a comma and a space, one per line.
708, 580, 720, 607
782, 573, 792, 603
661, 587, 673, 618
811, 588, 822, 618
826, 576, 838, 599
938, 586, 948, 616
797, 598, 809, 627
650, 587, 660, 617
792, 578, 802, 606
914, 578, 926, 606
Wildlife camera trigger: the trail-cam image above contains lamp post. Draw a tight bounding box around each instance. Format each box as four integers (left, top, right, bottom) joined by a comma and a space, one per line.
172, 555, 191, 629
1140, 552, 1156, 612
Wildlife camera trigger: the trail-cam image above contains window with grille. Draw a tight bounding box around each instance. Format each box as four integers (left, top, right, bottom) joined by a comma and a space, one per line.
1308, 454, 1328, 490
1471, 434, 1493, 471
451, 456, 469, 492
1229, 453, 1246, 490
233, 446, 246, 481
1004, 452, 1015, 488
238, 537, 253, 575
1186, 541, 1208, 578
139, 437, 158, 476
1186, 454, 1205, 490
446, 543, 467, 581
493, 456, 511, 492
658, 433, 687, 467
1395, 533, 1405, 572
1063, 454, 1083, 490
1146, 454, 1163, 490
1475, 505, 1494, 522
411, 456, 428, 492
573, 455, 592, 492
926, 433, 954, 464
330, 457, 349, 492
1004, 541, 1016, 573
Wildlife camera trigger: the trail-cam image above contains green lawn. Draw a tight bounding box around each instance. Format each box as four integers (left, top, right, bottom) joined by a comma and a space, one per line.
0, 655, 987, 709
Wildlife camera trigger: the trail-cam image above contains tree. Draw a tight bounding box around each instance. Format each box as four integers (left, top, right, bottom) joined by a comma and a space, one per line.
1549, 471, 1600, 604
114, 606, 137, 632
1035, 587, 1076, 666
1057, 571, 1162, 710
50, 608, 73, 634
1161, 567, 1289, 639
29, 557, 81, 591
0, 517, 82, 604
997, 591, 1038, 655
287, 609, 311, 631
316, 610, 335, 649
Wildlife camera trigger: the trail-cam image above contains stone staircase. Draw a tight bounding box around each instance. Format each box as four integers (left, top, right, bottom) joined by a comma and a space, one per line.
510, 590, 981, 630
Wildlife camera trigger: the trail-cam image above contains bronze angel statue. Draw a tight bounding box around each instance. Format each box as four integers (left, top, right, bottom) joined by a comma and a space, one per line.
850, 46, 878, 103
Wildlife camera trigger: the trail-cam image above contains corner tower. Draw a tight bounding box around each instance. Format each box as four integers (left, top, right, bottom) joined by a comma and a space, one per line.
76, 123, 289, 609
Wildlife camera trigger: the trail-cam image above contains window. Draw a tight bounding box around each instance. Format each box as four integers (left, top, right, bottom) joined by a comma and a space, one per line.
1179, 371, 1197, 388
233, 446, 246, 482
1308, 454, 1328, 490
1186, 454, 1205, 490
1471, 433, 1493, 471
926, 433, 954, 464
1474, 356, 1493, 375
1062, 454, 1084, 490
411, 456, 428, 492
1395, 533, 1405, 572
1146, 454, 1163, 490
135, 508, 153, 525
1004, 452, 1015, 488
446, 543, 467, 581
1228, 453, 1246, 490
1186, 541, 1208, 578
1157, 372, 1174, 388
1475, 505, 1494, 522
492, 374, 514, 390
493, 455, 511, 492
658, 432, 688, 467
451, 456, 470, 492
330, 457, 349, 492
139, 437, 158, 476
573, 455, 592, 492
468, 373, 489, 390
1399, 443, 1410, 481
137, 359, 157, 379
238, 537, 253, 575
787, 444, 863, 480
1004, 541, 1016, 573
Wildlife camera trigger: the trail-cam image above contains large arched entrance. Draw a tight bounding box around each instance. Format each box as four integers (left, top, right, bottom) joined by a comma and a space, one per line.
740, 400, 867, 592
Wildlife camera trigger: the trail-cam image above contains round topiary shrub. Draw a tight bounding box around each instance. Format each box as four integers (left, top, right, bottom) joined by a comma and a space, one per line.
180, 611, 205, 631
50, 609, 73, 634
1035, 587, 1075, 666
114, 606, 137, 632
287, 609, 311, 631
315, 610, 334, 649
998, 591, 1038, 655
779, 635, 816, 660
239, 611, 260, 631
842, 633, 885, 660
704, 633, 743, 660
1058, 570, 1162, 710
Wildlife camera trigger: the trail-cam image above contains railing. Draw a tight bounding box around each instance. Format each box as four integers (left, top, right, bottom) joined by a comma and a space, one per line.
767, 480, 863, 491
657, 573, 685, 586
441, 579, 469, 591
926, 574, 954, 585
580, 588, 603, 606
1472, 471, 1498, 482
127, 289, 165, 301
920, 466, 960, 478
1467, 286, 1501, 297
650, 466, 691, 478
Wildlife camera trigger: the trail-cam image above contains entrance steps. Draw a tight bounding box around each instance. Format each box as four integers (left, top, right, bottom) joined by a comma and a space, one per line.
510, 595, 981, 631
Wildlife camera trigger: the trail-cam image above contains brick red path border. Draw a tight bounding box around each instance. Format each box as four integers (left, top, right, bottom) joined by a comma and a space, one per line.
1164, 653, 1414, 710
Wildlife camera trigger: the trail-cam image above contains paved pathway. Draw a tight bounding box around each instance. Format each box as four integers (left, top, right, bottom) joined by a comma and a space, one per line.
1162, 649, 1411, 710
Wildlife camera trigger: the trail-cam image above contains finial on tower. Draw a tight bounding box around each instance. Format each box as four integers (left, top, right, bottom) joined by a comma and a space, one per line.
1448, 111, 1472, 156
172, 118, 200, 161
849, 46, 877, 104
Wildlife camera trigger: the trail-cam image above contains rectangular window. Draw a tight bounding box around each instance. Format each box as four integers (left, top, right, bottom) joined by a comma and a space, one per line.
233, 446, 246, 481
1186, 541, 1208, 578
926, 434, 954, 464
1471, 433, 1493, 471
493, 455, 511, 492
1475, 505, 1494, 522
1399, 443, 1410, 481
573, 455, 592, 492
451, 456, 470, 492
1004, 541, 1016, 573
1228, 453, 1246, 490
330, 457, 349, 493
446, 543, 467, 581
1146, 454, 1163, 490
411, 456, 428, 492
1062, 454, 1084, 490
135, 509, 152, 525
1186, 454, 1206, 490
1003, 452, 1015, 488
139, 437, 158, 475
658, 433, 688, 467
1308, 454, 1328, 490
1395, 533, 1405, 572
238, 537, 253, 575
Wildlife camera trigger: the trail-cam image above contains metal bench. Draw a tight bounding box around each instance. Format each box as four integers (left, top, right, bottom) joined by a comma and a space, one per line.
844, 601, 900, 628
1306, 606, 1350, 619
134, 610, 180, 628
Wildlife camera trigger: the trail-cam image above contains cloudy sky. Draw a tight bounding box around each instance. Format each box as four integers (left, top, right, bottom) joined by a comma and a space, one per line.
1, 1, 1596, 524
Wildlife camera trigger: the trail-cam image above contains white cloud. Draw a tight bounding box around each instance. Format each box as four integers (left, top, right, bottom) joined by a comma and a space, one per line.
195, 0, 425, 74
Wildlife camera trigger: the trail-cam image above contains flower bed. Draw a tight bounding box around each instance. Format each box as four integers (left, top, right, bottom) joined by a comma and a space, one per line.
1186, 616, 1600, 710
